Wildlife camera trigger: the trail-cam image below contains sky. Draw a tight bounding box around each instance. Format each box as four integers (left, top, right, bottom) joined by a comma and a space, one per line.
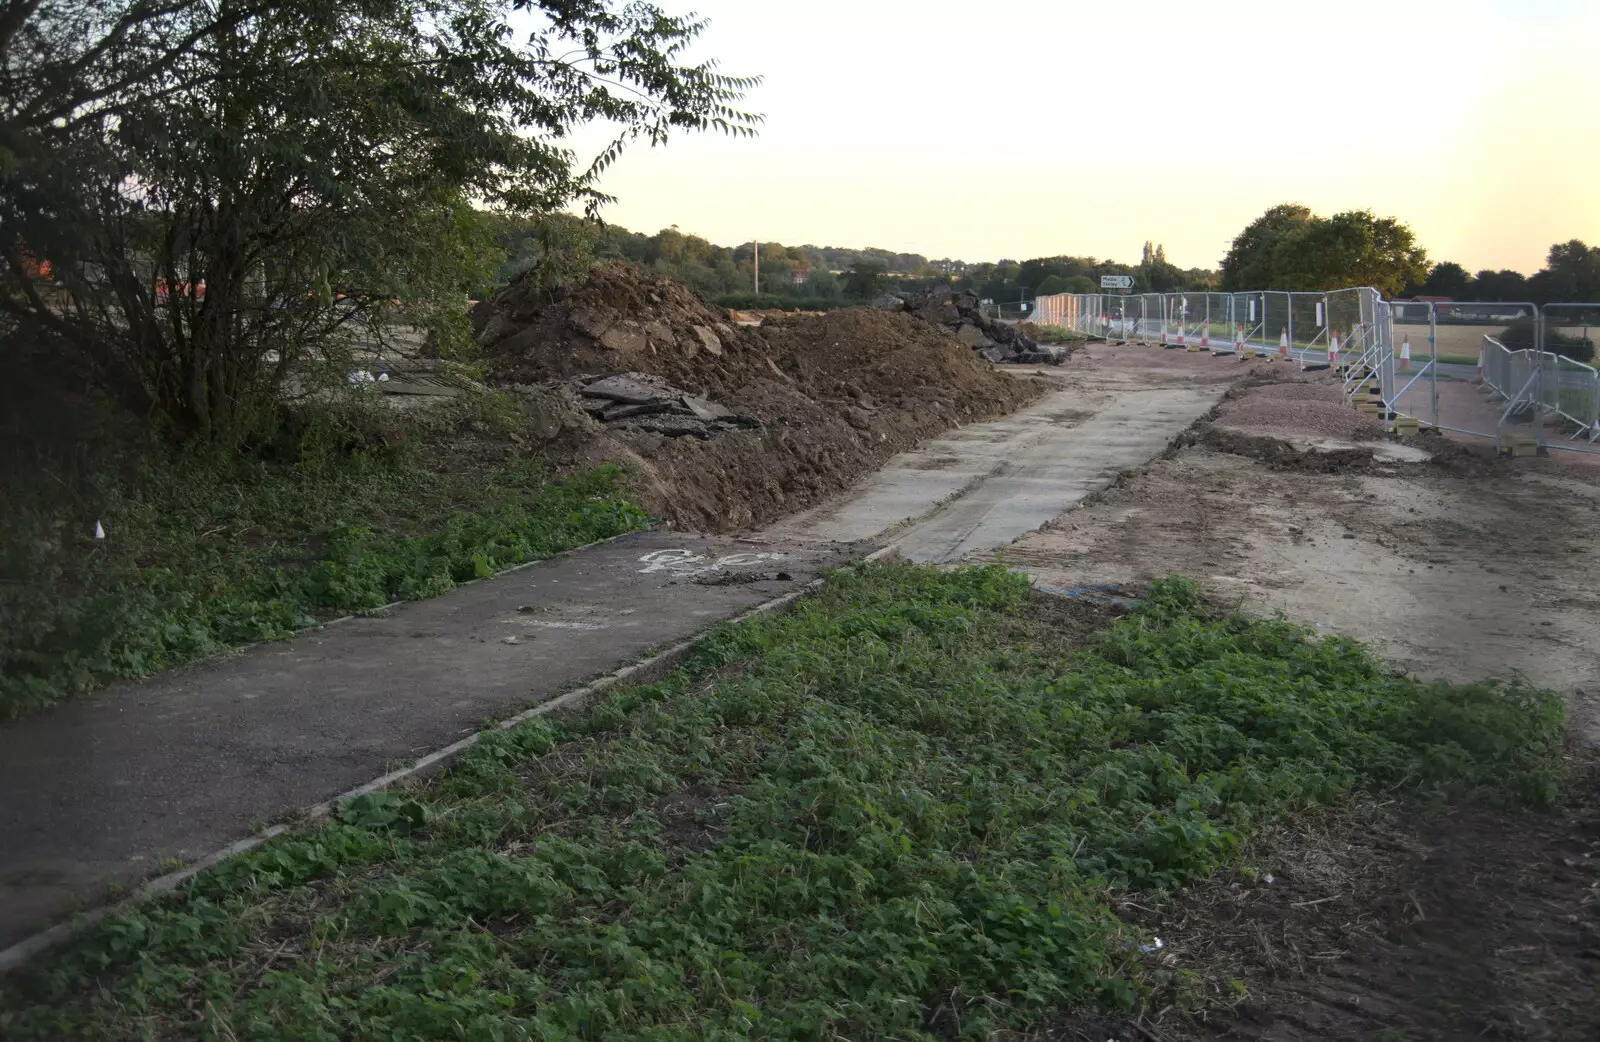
557, 0, 1600, 274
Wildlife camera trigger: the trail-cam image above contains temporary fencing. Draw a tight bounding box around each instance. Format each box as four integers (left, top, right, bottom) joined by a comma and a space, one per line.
1480, 334, 1600, 447
1028, 287, 1600, 453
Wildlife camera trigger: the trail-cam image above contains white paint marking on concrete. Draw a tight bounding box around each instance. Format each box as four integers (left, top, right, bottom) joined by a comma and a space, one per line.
636, 549, 787, 577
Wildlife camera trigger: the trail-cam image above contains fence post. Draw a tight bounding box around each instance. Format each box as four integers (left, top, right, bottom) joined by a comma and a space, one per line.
1429, 303, 1439, 429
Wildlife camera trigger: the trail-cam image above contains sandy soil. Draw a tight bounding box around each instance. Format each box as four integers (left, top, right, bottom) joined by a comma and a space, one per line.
992, 388, 1600, 740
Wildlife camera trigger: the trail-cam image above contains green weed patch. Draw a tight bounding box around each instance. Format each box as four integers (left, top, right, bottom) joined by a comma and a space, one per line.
0, 449, 647, 718
0, 566, 1563, 1039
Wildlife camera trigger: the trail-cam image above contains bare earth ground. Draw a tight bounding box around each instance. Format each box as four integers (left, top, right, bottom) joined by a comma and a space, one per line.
1050, 775, 1600, 1042
994, 349, 1600, 742
984, 342, 1600, 1040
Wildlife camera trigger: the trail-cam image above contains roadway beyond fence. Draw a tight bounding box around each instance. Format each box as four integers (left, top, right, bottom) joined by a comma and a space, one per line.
1030, 289, 1600, 454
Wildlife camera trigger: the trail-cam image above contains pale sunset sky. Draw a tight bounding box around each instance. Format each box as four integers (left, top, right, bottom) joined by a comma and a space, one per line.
563, 0, 1600, 274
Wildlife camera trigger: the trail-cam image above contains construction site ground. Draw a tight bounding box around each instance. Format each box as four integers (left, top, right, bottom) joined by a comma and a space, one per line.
993, 344, 1600, 1039
5, 332, 1598, 1038
994, 345, 1600, 746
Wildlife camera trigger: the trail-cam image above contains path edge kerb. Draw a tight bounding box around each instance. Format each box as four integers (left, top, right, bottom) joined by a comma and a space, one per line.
0, 545, 897, 976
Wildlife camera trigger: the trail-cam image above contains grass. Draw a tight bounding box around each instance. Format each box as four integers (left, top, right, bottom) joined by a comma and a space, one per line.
0, 565, 1564, 1040
1016, 322, 1089, 345
0, 395, 650, 719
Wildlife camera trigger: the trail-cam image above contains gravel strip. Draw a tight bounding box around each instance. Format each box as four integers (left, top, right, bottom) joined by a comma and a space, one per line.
1219, 397, 1385, 439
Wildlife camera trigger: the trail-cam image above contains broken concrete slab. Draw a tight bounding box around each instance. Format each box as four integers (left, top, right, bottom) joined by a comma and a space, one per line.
954, 323, 993, 348
598, 324, 650, 354
683, 395, 734, 422
691, 325, 723, 356
601, 401, 676, 421
630, 416, 712, 439
581, 373, 667, 403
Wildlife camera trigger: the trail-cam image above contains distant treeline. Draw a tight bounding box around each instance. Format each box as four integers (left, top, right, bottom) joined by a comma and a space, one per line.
486, 215, 1221, 305
1404, 243, 1600, 304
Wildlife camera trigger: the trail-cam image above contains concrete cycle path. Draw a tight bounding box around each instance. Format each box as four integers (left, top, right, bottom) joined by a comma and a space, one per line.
765, 363, 1230, 562
0, 531, 860, 951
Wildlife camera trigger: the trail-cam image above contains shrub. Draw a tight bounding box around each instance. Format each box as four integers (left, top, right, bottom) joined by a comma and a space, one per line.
1497, 318, 1595, 362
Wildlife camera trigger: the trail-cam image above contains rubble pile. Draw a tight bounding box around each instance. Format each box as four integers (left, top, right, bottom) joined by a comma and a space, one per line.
468, 263, 1047, 530
570, 372, 757, 440
472, 262, 766, 391
871, 286, 1066, 364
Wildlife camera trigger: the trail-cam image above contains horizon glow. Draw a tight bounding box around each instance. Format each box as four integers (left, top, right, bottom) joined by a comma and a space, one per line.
553, 0, 1600, 274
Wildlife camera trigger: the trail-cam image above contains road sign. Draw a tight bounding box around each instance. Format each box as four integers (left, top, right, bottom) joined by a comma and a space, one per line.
1100, 275, 1134, 289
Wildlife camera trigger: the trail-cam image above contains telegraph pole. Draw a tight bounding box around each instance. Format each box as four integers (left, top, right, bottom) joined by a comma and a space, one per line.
753, 240, 759, 294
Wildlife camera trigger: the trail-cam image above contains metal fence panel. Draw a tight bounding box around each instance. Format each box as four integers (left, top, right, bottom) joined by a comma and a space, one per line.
1018, 285, 1600, 451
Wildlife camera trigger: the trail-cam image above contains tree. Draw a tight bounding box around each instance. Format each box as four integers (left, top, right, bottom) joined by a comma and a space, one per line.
843, 261, 886, 301
1530, 240, 1600, 302
1, 1, 758, 439
1219, 204, 1312, 291
654, 227, 687, 265
1417, 261, 1471, 299
1139, 241, 1183, 292
1471, 269, 1529, 302
1221, 204, 1427, 296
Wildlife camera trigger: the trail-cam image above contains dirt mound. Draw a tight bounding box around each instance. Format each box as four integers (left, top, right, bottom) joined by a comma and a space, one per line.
1245, 381, 1349, 402
1185, 425, 1380, 473
1218, 397, 1386, 440
471, 264, 1046, 531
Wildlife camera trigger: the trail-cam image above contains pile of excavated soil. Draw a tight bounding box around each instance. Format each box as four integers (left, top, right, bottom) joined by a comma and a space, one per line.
471, 264, 1047, 531
1219, 398, 1385, 439
1188, 426, 1380, 473
1244, 381, 1349, 402
1215, 378, 1385, 440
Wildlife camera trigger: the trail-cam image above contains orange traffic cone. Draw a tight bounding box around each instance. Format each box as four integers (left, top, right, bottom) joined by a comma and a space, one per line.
1399, 339, 1411, 371
1278, 328, 1289, 360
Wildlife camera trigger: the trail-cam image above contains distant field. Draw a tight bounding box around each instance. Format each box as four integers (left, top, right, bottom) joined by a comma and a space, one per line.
1396, 323, 1594, 364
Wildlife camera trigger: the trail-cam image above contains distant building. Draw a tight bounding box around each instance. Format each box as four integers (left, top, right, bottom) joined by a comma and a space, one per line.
790, 269, 809, 286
